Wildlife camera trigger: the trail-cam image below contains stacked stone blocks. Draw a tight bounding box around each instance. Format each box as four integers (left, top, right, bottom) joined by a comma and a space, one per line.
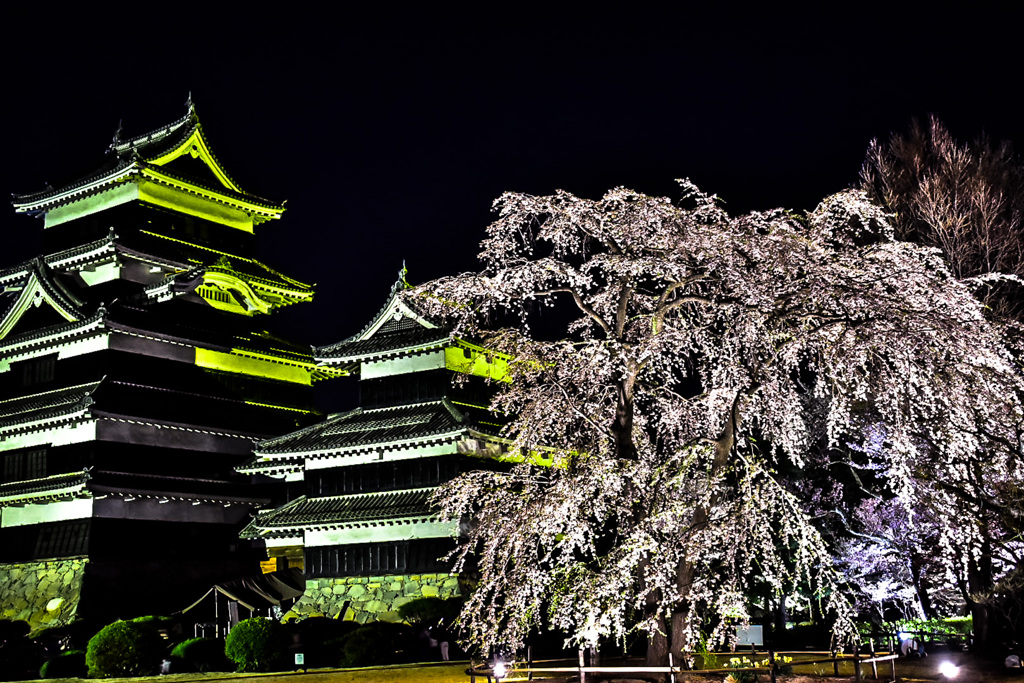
0, 558, 87, 630
288, 573, 461, 623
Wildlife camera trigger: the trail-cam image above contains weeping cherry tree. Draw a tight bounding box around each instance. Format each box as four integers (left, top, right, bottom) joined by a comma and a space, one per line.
409, 181, 1023, 664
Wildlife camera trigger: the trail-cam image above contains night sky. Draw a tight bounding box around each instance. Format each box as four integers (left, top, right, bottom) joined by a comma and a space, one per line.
4, 7, 1023, 355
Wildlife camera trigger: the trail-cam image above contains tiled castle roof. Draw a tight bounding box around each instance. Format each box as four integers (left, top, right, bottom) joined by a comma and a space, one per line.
253, 400, 469, 457
241, 488, 435, 537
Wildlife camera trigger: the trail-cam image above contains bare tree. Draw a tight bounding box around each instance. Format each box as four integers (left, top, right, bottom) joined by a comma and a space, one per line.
861, 115, 1024, 320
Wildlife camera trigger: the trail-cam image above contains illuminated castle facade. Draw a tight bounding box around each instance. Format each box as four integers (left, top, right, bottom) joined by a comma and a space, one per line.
0, 104, 338, 628
238, 277, 512, 622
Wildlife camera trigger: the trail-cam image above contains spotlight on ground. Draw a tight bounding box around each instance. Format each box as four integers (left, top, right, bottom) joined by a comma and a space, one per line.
938, 661, 960, 678
493, 660, 507, 680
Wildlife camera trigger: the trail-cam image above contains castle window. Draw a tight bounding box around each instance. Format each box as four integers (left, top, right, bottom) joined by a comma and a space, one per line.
19, 354, 56, 387
34, 520, 90, 559
2, 447, 48, 483
305, 538, 454, 578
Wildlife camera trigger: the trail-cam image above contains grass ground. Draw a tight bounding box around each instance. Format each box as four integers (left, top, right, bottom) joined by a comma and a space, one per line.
18, 648, 1024, 683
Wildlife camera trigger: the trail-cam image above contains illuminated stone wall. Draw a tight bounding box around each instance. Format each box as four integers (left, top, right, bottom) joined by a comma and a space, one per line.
287, 573, 462, 623
0, 558, 87, 630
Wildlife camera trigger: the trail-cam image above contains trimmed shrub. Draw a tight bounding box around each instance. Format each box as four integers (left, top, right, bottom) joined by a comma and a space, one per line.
287, 618, 359, 668
169, 637, 231, 672
398, 597, 463, 626
39, 650, 87, 679
339, 622, 413, 667
224, 618, 289, 672
85, 619, 165, 678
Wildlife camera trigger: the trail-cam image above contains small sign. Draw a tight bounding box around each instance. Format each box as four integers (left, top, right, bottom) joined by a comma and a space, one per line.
294, 653, 305, 665
736, 625, 763, 646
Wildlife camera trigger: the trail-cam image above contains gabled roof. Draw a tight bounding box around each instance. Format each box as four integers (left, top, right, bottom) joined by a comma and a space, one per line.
241, 489, 436, 537
315, 272, 447, 370
253, 399, 470, 457
315, 327, 452, 368
0, 309, 106, 366
108, 98, 244, 193
12, 101, 284, 221
0, 258, 87, 341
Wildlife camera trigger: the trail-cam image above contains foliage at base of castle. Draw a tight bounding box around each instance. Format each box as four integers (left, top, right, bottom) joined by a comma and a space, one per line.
337, 621, 416, 667
168, 638, 232, 673
85, 618, 166, 678
39, 649, 87, 679
224, 617, 289, 673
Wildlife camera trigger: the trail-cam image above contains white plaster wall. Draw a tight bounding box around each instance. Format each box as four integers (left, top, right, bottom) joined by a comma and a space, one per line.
305, 519, 457, 547
1, 498, 94, 527
362, 350, 445, 379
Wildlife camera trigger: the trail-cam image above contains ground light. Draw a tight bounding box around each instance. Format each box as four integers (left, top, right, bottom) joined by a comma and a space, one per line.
938, 661, 960, 678
493, 659, 507, 681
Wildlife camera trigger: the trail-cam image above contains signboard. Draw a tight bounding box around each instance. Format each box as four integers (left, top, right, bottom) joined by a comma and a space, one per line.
736, 625, 764, 646
294, 653, 305, 665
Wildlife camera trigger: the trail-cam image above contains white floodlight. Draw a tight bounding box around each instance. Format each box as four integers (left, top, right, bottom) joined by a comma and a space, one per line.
493, 660, 507, 680
938, 661, 960, 678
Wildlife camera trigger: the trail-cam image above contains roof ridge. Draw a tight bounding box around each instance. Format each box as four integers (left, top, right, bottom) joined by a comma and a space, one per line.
256, 408, 363, 450
307, 486, 436, 503
110, 100, 197, 156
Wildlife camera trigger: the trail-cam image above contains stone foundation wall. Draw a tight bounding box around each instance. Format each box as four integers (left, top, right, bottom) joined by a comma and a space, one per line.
288, 573, 462, 623
0, 558, 87, 630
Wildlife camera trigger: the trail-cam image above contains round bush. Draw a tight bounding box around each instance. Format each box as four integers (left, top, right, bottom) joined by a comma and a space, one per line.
85, 620, 165, 678
40, 650, 87, 679
224, 618, 289, 672
169, 637, 231, 672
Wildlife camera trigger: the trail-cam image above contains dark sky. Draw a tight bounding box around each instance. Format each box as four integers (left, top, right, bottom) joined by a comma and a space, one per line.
4, 6, 1023, 349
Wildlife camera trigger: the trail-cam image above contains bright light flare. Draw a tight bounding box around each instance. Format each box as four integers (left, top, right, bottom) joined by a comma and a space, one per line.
493, 660, 507, 679
938, 661, 960, 678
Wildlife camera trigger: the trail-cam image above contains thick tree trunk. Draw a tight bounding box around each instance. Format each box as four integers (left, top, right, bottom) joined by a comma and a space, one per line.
646, 608, 669, 668
909, 551, 932, 619
967, 533, 995, 652
613, 380, 637, 461
669, 395, 742, 663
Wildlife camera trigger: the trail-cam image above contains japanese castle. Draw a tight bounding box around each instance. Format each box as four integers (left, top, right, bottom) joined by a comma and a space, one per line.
0, 103, 339, 628
239, 275, 509, 622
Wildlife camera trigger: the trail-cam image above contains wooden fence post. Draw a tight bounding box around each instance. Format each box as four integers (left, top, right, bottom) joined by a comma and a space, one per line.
854, 642, 863, 682
832, 649, 840, 677
768, 649, 777, 683
527, 646, 533, 682
578, 647, 585, 683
